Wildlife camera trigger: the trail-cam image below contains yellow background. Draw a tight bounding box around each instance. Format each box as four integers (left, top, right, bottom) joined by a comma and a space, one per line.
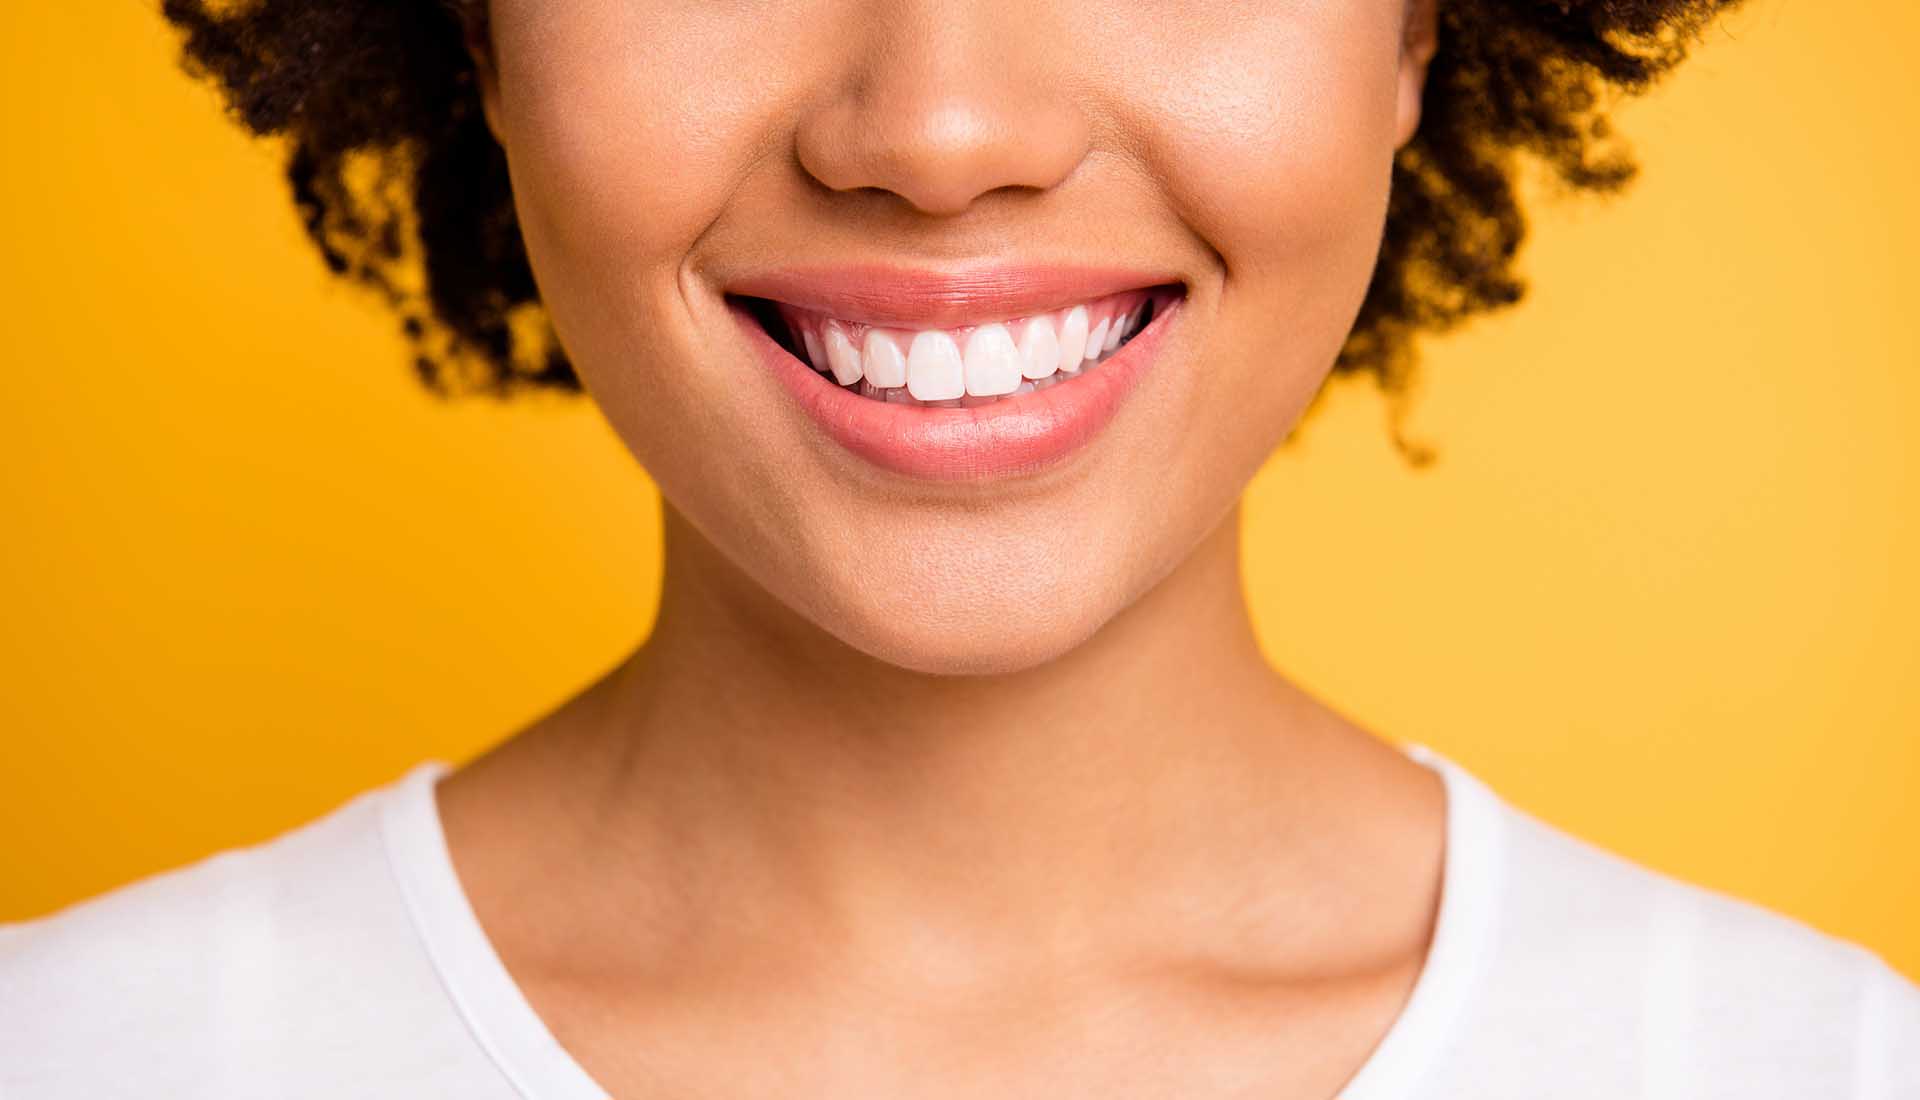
3, 2, 1915, 979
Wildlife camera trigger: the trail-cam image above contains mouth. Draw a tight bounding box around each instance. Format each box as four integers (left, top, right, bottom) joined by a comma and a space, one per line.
733, 285, 1180, 408
724, 269, 1188, 483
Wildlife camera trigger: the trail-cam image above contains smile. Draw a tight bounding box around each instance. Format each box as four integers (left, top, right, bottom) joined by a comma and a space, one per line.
726, 265, 1187, 483
748, 288, 1166, 407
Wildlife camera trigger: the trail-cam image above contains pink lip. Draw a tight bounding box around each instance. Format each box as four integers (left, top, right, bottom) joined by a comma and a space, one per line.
726, 263, 1184, 329
730, 277, 1184, 483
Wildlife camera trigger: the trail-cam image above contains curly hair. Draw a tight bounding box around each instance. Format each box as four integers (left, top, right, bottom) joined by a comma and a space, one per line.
160, 0, 1745, 466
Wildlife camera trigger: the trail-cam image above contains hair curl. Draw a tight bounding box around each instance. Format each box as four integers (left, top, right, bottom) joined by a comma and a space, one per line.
160, 0, 1745, 465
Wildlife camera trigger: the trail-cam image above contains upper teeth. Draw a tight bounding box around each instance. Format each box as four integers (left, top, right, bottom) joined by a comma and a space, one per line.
775, 290, 1156, 404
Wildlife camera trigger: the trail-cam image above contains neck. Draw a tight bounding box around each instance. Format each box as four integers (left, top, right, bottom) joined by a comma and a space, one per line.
497, 496, 1397, 981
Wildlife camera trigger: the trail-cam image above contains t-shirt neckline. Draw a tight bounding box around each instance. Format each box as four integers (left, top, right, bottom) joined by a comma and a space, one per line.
377, 741, 1505, 1100
380, 758, 611, 1100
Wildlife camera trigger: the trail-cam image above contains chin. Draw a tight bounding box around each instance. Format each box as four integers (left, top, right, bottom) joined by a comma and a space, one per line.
840, 622, 1102, 678
804, 568, 1122, 678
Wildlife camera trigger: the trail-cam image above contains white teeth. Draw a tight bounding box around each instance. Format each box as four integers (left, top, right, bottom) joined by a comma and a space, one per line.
1057, 305, 1089, 373
861, 328, 908, 388
1016, 316, 1060, 381
906, 330, 965, 401
1084, 316, 1110, 362
823, 321, 862, 386
962, 323, 1022, 396
773, 288, 1166, 407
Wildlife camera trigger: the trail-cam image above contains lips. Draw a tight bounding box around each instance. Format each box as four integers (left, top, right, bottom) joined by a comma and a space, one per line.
726, 265, 1185, 482
727, 264, 1184, 329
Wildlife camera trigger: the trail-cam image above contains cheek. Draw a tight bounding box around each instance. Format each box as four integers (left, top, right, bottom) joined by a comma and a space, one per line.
1128, 10, 1404, 457
485, 7, 789, 405
1142, 12, 1402, 278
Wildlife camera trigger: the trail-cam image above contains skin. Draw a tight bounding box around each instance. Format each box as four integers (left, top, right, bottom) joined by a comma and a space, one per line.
438, 0, 1449, 1094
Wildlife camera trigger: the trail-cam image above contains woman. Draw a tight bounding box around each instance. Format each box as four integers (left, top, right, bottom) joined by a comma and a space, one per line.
2, 0, 1914, 1096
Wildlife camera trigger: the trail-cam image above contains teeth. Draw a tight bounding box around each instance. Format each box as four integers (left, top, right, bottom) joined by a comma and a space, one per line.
962, 323, 1023, 397
906, 330, 965, 402
1057, 305, 1089, 373
862, 328, 908, 388
1016, 316, 1060, 380
1084, 316, 1111, 363
823, 321, 862, 386
801, 328, 826, 373
772, 288, 1164, 408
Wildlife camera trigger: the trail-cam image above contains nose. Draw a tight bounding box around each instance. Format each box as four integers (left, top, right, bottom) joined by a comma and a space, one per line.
794, 2, 1092, 217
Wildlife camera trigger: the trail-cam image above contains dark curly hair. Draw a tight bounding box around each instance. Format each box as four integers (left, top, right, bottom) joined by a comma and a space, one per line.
160, 0, 1745, 466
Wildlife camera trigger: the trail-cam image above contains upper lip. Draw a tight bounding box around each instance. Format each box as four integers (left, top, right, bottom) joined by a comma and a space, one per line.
725, 263, 1185, 329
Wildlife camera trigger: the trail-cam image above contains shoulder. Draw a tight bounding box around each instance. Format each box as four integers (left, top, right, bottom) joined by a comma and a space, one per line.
1463, 781, 1920, 1096
0, 767, 494, 1098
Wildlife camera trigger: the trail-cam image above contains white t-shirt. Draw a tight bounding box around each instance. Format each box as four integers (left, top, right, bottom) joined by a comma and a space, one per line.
3, 743, 1915, 1099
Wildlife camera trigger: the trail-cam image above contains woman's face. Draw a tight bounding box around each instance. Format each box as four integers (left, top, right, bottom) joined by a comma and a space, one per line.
473, 0, 1435, 675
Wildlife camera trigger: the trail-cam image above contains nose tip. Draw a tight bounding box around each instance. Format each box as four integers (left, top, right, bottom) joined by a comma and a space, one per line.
793, 15, 1090, 217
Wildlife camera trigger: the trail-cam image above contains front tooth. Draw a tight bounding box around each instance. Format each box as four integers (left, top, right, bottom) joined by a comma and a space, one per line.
862, 329, 908, 388
823, 321, 862, 386
906, 330, 965, 401
1057, 306, 1089, 373
801, 326, 827, 371
1016, 316, 1060, 380
963, 323, 1022, 396
1084, 316, 1111, 362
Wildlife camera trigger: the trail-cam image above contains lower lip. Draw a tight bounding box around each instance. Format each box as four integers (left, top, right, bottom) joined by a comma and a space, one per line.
734, 293, 1182, 482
